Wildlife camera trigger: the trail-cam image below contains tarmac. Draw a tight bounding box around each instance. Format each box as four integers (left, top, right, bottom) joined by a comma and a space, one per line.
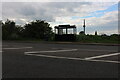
1, 41, 120, 79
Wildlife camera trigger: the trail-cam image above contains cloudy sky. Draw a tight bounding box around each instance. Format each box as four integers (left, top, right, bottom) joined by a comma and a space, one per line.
1, 1, 119, 35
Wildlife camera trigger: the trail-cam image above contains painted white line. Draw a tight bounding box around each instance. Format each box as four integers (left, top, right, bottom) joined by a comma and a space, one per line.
51, 48, 69, 50
3, 47, 33, 50
85, 52, 120, 60
24, 53, 120, 64
88, 59, 120, 64
78, 49, 117, 52
51, 48, 117, 52
24, 49, 78, 54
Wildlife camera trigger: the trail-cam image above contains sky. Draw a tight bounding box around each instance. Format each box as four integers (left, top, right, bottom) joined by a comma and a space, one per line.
1, 0, 119, 35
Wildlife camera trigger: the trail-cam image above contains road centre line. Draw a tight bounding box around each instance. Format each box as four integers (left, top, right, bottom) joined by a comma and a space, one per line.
3, 47, 33, 50
24, 49, 78, 54
24, 53, 120, 64
85, 52, 120, 60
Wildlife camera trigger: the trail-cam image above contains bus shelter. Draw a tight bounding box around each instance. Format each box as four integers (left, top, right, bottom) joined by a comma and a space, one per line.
54, 25, 77, 41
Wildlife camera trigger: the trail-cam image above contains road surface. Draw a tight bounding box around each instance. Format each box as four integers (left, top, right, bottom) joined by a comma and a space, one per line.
2, 41, 119, 79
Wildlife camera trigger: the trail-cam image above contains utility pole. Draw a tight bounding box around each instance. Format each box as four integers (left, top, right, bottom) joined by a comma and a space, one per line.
83, 19, 86, 35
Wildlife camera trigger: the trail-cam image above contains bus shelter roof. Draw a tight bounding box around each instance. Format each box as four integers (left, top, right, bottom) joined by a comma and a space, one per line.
55, 25, 76, 29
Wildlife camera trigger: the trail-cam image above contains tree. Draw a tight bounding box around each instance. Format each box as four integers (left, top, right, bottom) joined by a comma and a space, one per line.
23, 20, 53, 40
110, 34, 119, 41
2, 19, 23, 40
79, 31, 84, 35
2, 19, 16, 39
0, 20, 2, 40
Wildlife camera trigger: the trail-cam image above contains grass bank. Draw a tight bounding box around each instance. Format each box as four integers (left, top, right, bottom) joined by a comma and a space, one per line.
76, 35, 119, 44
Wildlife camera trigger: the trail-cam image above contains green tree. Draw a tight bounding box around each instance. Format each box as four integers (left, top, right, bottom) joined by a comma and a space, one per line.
2, 19, 16, 39
2, 19, 23, 40
79, 31, 84, 35
0, 20, 2, 41
23, 20, 53, 40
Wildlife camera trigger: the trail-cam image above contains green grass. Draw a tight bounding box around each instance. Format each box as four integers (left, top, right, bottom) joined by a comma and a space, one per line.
3, 34, 120, 44
76, 35, 119, 44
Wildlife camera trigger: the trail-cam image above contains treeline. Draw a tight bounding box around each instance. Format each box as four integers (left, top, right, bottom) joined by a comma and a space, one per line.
1, 19, 54, 41
1, 19, 120, 43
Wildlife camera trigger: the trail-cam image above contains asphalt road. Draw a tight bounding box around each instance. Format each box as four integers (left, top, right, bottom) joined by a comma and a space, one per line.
2, 41, 120, 78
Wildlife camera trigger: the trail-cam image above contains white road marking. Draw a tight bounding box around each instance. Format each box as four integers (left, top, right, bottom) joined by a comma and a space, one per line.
51, 48, 69, 50
78, 49, 117, 52
51, 48, 117, 52
24, 49, 119, 64
24, 53, 120, 64
87, 59, 120, 64
85, 52, 120, 60
24, 49, 78, 54
3, 47, 33, 50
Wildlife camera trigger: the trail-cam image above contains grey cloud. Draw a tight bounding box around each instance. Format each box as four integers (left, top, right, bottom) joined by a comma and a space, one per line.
5, 2, 36, 16
1, 2, 104, 18
2, 2, 92, 23
17, 5, 36, 16
44, 2, 92, 15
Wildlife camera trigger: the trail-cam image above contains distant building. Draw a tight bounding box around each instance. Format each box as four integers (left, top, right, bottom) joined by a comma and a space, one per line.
54, 25, 77, 41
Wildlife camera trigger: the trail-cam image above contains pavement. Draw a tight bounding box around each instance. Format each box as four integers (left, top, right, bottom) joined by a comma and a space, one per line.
1, 41, 120, 79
